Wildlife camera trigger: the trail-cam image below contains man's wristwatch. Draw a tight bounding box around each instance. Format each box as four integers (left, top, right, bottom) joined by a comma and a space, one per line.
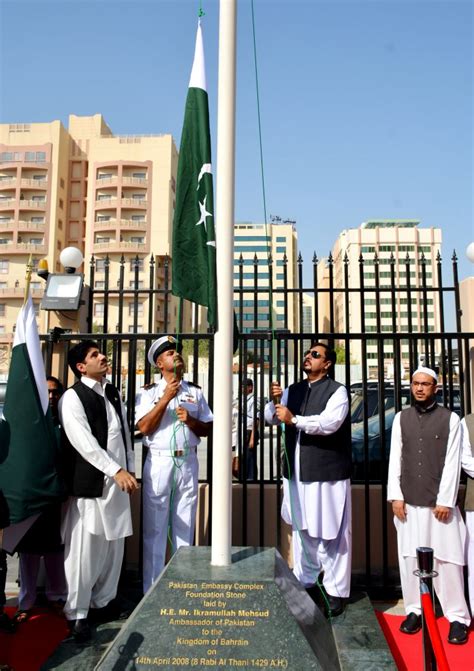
290, 416, 298, 425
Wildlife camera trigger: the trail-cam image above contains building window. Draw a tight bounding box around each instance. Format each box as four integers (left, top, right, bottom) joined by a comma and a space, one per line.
95, 281, 105, 289
97, 215, 111, 222
96, 237, 110, 243
128, 325, 144, 333
129, 258, 144, 271
30, 238, 43, 245
132, 172, 146, 179
97, 194, 112, 201
128, 303, 144, 317
130, 236, 144, 244
0, 326, 5, 334
31, 216, 44, 223
132, 193, 145, 200
36, 152, 46, 162
95, 259, 106, 272
129, 280, 144, 289
0, 304, 5, 317
59, 199, 64, 209
131, 215, 145, 221
97, 173, 113, 180
0, 239, 9, 245
94, 303, 104, 317
1, 152, 14, 161
33, 174, 46, 182
31, 195, 45, 202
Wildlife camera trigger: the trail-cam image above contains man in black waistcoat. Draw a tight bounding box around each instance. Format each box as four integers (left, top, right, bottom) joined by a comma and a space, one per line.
387, 366, 470, 645
59, 340, 139, 642
264, 342, 351, 617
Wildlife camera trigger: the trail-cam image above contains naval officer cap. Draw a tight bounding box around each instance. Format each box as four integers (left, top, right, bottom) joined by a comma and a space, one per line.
147, 335, 183, 366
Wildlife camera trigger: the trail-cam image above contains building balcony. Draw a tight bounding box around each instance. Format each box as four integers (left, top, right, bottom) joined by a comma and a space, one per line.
0, 287, 43, 298
121, 198, 147, 209
96, 176, 118, 187
0, 199, 15, 210
94, 218, 147, 231
20, 178, 47, 189
0, 179, 16, 189
12, 242, 47, 254
0, 220, 14, 229
17, 220, 46, 232
18, 199, 46, 210
119, 219, 147, 230
95, 198, 118, 209
93, 241, 147, 253
122, 177, 147, 187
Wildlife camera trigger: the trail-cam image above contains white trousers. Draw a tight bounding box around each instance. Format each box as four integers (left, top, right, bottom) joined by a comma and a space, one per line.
19, 552, 67, 611
291, 491, 352, 598
63, 502, 124, 621
398, 552, 471, 625
467, 510, 474, 615
142, 451, 198, 593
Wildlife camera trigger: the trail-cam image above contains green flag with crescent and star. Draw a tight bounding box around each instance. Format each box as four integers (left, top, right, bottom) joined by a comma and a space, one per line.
172, 20, 217, 328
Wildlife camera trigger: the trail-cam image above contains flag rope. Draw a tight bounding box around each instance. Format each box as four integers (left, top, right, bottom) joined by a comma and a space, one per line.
250, 1, 338, 613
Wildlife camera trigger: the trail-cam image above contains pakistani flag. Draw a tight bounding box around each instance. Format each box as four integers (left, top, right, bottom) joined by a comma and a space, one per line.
0, 294, 65, 528
172, 21, 217, 328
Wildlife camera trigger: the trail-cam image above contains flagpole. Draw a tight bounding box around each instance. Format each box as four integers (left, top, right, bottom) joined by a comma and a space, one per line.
211, 0, 237, 566
23, 253, 33, 305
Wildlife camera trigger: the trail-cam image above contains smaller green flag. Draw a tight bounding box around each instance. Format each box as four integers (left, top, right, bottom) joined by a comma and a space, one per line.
0, 294, 65, 527
172, 20, 217, 328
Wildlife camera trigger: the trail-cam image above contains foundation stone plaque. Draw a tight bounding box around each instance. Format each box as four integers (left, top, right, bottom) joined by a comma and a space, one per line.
96, 547, 339, 670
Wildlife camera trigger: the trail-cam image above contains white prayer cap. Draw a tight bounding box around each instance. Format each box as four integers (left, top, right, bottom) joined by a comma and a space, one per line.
412, 366, 438, 383
147, 335, 183, 366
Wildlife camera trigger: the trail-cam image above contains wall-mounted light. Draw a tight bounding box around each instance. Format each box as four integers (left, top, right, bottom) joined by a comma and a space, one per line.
40, 246, 85, 311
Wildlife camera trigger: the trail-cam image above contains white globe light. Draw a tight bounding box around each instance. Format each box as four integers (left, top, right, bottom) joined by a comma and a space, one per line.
466, 242, 474, 264
59, 246, 83, 272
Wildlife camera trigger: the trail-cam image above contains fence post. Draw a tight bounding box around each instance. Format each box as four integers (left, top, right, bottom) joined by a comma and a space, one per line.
415, 546, 438, 671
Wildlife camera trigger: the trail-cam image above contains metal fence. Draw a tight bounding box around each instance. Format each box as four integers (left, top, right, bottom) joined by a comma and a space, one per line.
40, 250, 473, 593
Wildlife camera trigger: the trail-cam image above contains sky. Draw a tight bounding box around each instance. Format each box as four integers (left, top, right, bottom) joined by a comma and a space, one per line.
0, 0, 473, 285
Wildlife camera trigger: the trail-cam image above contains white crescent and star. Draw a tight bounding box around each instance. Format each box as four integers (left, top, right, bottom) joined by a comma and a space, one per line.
196, 164, 216, 247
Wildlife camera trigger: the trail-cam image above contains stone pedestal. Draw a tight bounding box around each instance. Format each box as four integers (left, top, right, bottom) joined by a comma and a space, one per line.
96, 546, 339, 670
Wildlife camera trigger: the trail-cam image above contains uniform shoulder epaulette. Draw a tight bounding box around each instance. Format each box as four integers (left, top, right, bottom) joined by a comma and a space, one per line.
186, 381, 201, 389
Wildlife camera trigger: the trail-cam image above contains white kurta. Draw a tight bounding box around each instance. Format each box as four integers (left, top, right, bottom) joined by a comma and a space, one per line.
59, 377, 134, 542
135, 378, 213, 592
387, 407, 470, 624
59, 376, 135, 620
387, 410, 465, 565
461, 416, 474, 612
265, 384, 349, 539
264, 382, 351, 596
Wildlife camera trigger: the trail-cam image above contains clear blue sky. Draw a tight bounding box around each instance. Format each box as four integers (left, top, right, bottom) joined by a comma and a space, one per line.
1, 0, 472, 283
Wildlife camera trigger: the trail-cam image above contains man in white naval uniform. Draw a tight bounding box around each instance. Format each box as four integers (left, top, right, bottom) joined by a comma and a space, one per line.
460, 413, 474, 616
264, 342, 351, 617
388, 366, 470, 645
135, 336, 213, 593
60, 340, 139, 642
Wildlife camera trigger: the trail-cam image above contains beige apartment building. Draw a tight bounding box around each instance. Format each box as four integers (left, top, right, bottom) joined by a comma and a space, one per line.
0, 114, 187, 376
329, 220, 442, 377
233, 221, 298, 363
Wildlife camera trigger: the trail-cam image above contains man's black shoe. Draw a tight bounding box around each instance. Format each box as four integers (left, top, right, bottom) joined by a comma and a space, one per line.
447, 621, 468, 645
89, 600, 131, 624
325, 595, 344, 618
399, 613, 422, 634
70, 618, 92, 643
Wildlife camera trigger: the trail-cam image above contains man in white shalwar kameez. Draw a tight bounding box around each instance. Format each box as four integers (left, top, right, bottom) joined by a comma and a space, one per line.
59, 340, 139, 642
387, 366, 470, 645
265, 342, 351, 617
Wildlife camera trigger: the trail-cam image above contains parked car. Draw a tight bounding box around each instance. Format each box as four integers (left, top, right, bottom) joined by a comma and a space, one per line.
350, 384, 461, 481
